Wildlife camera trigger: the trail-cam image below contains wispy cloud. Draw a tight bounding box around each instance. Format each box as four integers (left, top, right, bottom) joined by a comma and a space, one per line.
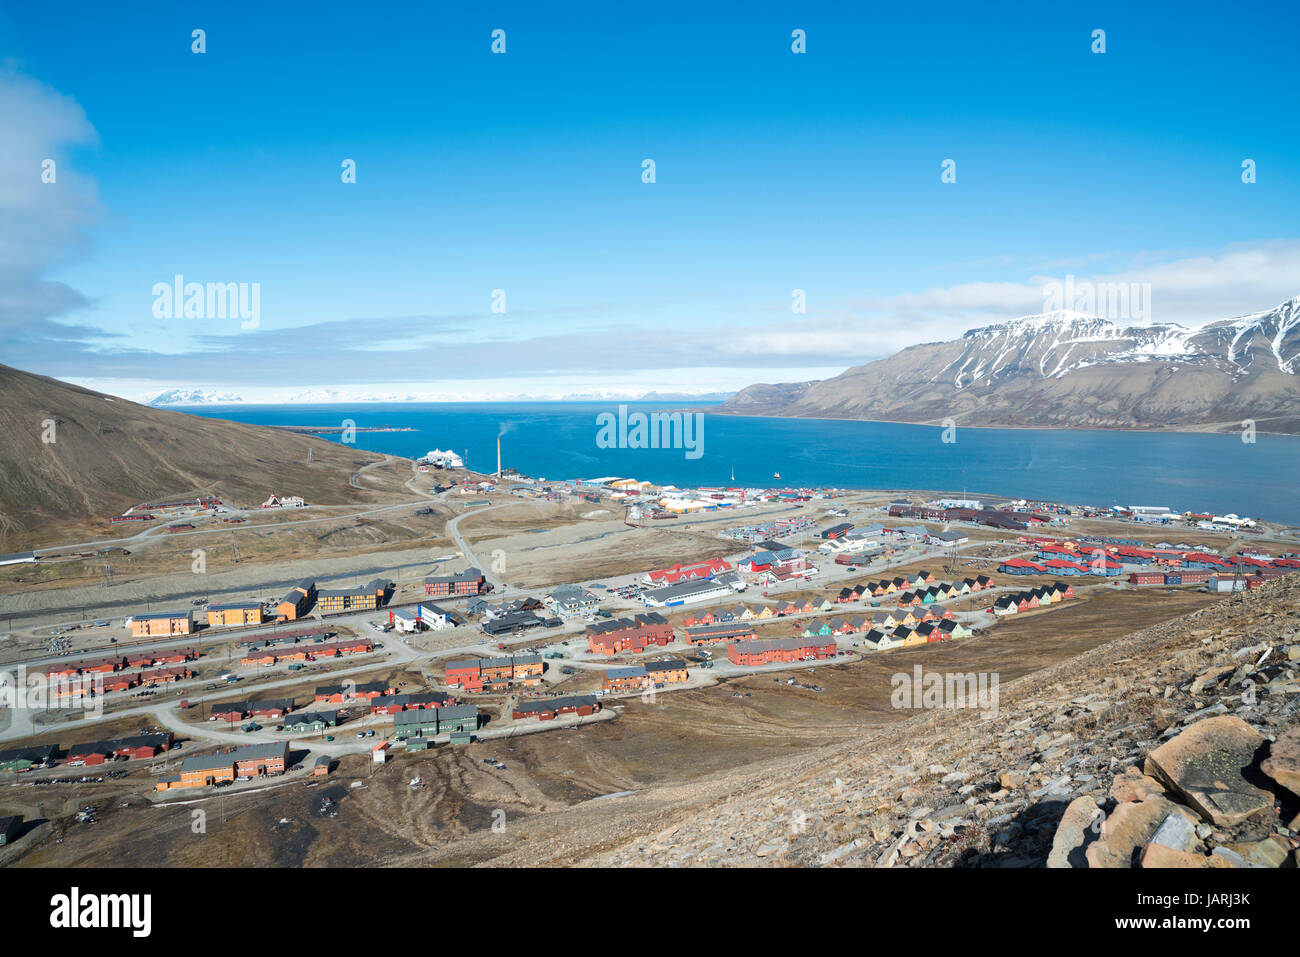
0, 69, 100, 333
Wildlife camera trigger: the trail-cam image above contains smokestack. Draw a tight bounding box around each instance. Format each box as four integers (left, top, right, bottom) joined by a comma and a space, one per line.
497, 435, 501, 478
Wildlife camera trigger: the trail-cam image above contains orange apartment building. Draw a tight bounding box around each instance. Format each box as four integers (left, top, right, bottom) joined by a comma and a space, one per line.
644, 658, 689, 684
161, 741, 289, 791
727, 637, 838, 667
276, 579, 317, 621
585, 613, 674, 655
602, 665, 652, 692
130, 611, 194, 637
206, 602, 264, 627
684, 622, 755, 645
445, 654, 543, 692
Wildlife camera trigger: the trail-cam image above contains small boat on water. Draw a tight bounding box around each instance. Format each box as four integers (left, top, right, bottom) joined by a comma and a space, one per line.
773, 471, 781, 480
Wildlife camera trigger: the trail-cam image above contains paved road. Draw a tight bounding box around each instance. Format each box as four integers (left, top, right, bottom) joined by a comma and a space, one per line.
444, 502, 510, 592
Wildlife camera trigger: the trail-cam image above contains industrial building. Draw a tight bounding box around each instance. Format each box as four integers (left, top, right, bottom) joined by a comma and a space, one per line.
641, 578, 734, 607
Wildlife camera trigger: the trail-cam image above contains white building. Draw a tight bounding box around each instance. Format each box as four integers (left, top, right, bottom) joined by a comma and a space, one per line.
641, 579, 733, 607
417, 604, 455, 630
1208, 575, 1246, 593
420, 449, 464, 469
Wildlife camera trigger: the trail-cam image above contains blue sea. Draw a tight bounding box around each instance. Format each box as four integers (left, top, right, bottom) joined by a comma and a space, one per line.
187, 403, 1300, 527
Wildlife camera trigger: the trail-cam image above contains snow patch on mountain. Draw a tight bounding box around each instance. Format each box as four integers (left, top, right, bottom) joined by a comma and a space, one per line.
149, 389, 245, 406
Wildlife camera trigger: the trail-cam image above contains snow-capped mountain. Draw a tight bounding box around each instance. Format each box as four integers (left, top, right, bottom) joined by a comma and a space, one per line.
144, 385, 734, 405
944, 296, 1300, 387
719, 296, 1300, 433
149, 389, 244, 406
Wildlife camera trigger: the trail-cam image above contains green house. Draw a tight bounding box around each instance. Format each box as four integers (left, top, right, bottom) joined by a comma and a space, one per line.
283, 711, 338, 734
393, 711, 439, 738
435, 704, 479, 735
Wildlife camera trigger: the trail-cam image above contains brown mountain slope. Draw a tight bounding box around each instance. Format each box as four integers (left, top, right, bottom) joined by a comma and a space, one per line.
0, 363, 402, 548
719, 296, 1300, 433
443, 576, 1299, 867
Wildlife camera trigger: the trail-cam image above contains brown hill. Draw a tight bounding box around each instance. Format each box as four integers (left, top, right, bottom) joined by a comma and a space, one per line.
719, 296, 1300, 433
0, 363, 403, 549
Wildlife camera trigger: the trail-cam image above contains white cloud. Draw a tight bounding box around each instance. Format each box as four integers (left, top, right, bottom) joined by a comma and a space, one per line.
726, 242, 1300, 360
0, 69, 100, 330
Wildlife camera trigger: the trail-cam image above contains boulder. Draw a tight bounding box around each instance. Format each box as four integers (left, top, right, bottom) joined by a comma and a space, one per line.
1047, 796, 1101, 868
1260, 728, 1300, 797
1110, 767, 1167, 804
1148, 812, 1198, 853
1000, 770, 1028, 790
1143, 716, 1273, 826
1222, 835, 1291, 868
1086, 797, 1190, 869
1190, 664, 1235, 695
1140, 844, 1232, 868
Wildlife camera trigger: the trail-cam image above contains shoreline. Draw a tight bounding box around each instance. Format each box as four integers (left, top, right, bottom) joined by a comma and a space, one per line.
701, 408, 1300, 439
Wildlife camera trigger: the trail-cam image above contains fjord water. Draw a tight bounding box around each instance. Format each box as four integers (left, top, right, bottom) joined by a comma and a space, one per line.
189, 403, 1300, 527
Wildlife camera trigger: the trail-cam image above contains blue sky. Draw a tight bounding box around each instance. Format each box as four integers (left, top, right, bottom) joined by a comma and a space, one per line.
2, 1, 1298, 401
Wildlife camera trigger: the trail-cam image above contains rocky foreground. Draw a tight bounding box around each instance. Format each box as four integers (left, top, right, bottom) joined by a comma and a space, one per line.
585, 578, 1300, 867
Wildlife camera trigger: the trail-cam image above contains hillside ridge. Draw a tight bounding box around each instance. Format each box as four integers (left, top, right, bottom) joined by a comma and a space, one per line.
718, 295, 1300, 433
